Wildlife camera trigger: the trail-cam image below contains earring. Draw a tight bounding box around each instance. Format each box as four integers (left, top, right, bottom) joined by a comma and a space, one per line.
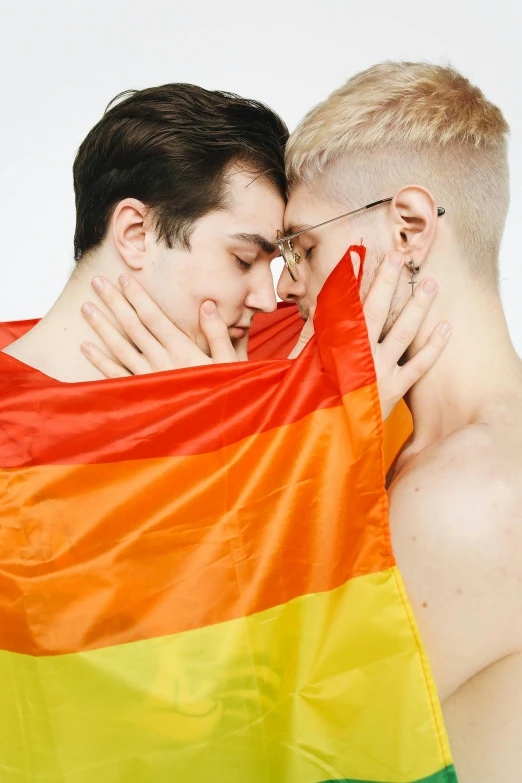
407, 260, 420, 296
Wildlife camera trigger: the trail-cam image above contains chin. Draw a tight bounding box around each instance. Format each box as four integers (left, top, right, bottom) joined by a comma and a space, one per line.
297, 303, 309, 321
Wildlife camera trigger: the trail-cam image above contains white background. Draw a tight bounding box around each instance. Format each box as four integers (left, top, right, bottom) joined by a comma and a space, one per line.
1, 0, 521, 354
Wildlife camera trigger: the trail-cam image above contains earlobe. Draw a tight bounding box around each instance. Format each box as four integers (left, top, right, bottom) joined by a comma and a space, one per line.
111, 198, 149, 271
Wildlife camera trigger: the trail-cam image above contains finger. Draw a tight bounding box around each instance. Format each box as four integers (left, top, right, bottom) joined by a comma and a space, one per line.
117, 275, 216, 369
234, 331, 250, 362
81, 302, 150, 375
91, 276, 164, 361
363, 252, 404, 347
380, 278, 438, 365
288, 306, 316, 359
199, 301, 239, 364
80, 341, 132, 378
396, 321, 452, 394
118, 274, 194, 354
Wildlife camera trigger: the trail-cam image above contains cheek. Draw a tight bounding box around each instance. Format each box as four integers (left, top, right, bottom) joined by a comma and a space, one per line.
303, 253, 337, 294
325, 235, 352, 267
199, 274, 246, 314
309, 235, 359, 290
146, 263, 201, 334
148, 252, 248, 331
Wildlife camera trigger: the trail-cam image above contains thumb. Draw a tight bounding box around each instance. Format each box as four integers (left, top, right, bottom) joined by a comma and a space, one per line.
199, 301, 238, 363
288, 306, 316, 359
234, 331, 250, 362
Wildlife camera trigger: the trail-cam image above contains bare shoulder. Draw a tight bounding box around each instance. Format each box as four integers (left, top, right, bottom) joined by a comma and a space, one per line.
387, 420, 522, 700
392, 419, 522, 522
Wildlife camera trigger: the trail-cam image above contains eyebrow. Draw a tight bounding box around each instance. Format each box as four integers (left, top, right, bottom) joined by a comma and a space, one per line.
228, 233, 277, 256
284, 224, 312, 238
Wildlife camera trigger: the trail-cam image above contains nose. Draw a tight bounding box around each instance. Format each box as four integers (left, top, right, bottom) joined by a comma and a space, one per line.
245, 268, 278, 314
276, 266, 306, 302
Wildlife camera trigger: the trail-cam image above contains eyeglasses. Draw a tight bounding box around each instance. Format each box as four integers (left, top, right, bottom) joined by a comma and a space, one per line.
275, 197, 446, 282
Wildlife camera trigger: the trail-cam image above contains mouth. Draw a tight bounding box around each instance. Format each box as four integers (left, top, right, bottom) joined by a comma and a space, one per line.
228, 324, 250, 340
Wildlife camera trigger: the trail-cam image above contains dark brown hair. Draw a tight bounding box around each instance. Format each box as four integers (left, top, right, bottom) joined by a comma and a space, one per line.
73, 84, 288, 261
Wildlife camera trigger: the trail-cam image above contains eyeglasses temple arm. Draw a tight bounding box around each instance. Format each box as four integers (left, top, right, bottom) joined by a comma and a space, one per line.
277, 198, 444, 244
277, 201, 388, 243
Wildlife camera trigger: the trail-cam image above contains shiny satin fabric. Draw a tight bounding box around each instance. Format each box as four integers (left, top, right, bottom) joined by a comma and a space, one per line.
0, 257, 455, 783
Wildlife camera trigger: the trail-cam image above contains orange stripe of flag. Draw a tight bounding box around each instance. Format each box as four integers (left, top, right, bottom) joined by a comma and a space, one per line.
0, 388, 392, 656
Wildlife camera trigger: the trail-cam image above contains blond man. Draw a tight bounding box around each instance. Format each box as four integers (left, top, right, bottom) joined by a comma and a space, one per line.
276, 62, 522, 782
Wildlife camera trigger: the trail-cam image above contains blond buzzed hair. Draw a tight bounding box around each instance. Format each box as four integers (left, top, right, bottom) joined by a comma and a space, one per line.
286, 62, 510, 284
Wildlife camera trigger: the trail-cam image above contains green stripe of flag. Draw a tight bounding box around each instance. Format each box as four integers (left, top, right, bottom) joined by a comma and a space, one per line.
321, 765, 458, 783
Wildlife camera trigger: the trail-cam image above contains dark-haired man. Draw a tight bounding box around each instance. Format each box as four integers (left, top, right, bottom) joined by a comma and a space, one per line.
3, 85, 287, 381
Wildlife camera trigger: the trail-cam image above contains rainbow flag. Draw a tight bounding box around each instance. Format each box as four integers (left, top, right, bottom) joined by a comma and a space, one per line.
0, 257, 456, 782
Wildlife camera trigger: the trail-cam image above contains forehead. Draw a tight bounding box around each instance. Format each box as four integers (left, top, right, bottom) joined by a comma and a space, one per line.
284, 183, 336, 235
227, 171, 285, 237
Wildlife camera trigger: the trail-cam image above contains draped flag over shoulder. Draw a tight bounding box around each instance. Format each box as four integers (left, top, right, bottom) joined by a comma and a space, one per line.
0, 257, 456, 783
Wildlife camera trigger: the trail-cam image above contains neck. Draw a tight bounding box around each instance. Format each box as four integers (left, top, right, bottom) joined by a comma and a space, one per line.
5, 250, 127, 382
403, 266, 521, 450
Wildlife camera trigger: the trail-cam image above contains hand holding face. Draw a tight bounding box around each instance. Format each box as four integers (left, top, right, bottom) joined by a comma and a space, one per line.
287, 251, 451, 420
365, 252, 451, 420
80, 274, 248, 378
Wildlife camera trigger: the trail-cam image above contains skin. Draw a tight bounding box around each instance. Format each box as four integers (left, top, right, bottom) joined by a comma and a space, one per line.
278, 180, 522, 783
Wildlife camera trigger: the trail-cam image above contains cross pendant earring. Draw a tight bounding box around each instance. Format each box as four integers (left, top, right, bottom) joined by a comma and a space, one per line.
408, 260, 420, 296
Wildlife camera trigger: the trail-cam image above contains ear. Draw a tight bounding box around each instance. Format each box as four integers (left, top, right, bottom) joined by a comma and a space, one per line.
389, 186, 438, 267
111, 198, 150, 271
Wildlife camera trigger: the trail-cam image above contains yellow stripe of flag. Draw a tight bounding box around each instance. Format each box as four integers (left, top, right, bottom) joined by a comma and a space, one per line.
0, 568, 452, 783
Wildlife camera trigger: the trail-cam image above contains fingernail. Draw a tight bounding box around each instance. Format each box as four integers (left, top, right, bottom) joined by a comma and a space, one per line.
388, 252, 403, 268
439, 322, 451, 336
81, 302, 95, 316
119, 274, 131, 288
80, 342, 92, 354
422, 279, 437, 295
202, 301, 218, 316
92, 277, 105, 292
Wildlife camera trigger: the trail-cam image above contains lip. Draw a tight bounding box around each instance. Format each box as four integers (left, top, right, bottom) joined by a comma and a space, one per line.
229, 325, 250, 339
